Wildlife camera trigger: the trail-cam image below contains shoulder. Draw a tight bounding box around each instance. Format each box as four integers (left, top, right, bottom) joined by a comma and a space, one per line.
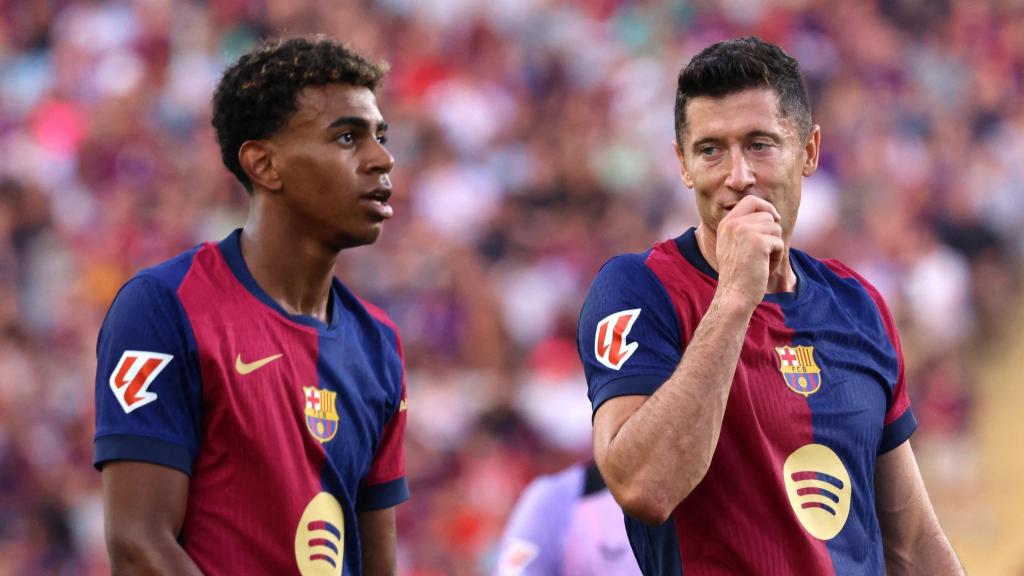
354, 292, 401, 339
507, 464, 586, 530
333, 280, 403, 357
796, 252, 901, 338
103, 244, 210, 325
133, 243, 209, 293
524, 463, 587, 501
803, 254, 892, 310
586, 249, 671, 301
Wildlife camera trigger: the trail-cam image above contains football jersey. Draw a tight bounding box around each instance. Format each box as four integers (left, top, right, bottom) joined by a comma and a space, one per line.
577, 228, 916, 575
94, 229, 408, 576
495, 462, 641, 576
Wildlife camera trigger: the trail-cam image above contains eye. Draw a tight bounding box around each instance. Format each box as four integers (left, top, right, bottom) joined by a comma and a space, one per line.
376, 133, 388, 145
336, 132, 354, 144
751, 141, 771, 151
700, 146, 717, 156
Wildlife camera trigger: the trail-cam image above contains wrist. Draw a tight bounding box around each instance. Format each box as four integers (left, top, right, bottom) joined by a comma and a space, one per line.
710, 288, 758, 320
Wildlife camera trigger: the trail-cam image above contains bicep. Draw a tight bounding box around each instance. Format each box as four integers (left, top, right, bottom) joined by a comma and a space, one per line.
103, 461, 190, 538
592, 395, 647, 471
102, 460, 198, 574
358, 507, 397, 576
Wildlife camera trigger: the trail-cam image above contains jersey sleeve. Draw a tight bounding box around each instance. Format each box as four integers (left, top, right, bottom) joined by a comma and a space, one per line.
93, 275, 203, 475
871, 291, 917, 453
494, 469, 580, 576
356, 326, 409, 511
577, 255, 682, 413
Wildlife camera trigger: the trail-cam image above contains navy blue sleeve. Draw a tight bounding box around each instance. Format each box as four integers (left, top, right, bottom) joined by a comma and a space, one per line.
94, 275, 203, 475
577, 254, 682, 413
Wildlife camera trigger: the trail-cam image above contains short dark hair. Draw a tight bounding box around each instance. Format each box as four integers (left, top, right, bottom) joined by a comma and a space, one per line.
211, 35, 388, 192
674, 37, 811, 147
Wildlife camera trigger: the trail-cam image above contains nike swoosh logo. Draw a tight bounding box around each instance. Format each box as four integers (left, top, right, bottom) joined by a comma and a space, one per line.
235, 353, 283, 375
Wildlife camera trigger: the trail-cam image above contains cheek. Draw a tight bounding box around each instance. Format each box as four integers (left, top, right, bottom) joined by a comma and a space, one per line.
687, 165, 723, 192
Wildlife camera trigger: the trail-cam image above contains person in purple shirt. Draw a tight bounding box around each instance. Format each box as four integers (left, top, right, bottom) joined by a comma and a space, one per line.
495, 461, 641, 576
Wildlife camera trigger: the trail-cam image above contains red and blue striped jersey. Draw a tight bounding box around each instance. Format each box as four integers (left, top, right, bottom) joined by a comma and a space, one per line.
94, 229, 408, 575
577, 228, 916, 575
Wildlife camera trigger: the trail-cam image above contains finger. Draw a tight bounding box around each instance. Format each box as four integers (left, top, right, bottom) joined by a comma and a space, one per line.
737, 211, 779, 226
729, 195, 764, 216
732, 196, 781, 222
729, 214, 783, 238
752, 201, 782, 224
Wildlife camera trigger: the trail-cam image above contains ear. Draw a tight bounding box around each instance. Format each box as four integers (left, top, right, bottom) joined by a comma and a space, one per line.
238, 140, 283, 192
674, 139, 695, 189
801, 124, 821, 177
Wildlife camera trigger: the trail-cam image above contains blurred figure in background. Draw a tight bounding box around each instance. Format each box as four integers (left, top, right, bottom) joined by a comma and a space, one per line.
495, 461, 640, 576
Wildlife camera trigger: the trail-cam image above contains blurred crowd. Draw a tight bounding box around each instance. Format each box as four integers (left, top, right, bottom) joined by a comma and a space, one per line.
2, 0, 1023, 574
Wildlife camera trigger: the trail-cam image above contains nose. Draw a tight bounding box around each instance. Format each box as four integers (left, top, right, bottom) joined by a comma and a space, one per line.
724, 150, 755, 192
365, 138, 395, 175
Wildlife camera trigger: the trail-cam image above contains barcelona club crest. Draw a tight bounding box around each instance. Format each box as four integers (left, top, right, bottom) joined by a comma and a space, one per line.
775, 346, 823, 397
304, 386, 339, 443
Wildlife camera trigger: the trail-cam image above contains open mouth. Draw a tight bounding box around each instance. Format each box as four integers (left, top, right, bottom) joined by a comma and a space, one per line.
365, 188, 392, 204
362, 187, 394, 219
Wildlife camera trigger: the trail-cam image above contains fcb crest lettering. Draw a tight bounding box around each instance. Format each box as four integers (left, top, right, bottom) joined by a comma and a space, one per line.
775, 345, 823, 396
304, 387, 339, 443
595, 309, 641, 370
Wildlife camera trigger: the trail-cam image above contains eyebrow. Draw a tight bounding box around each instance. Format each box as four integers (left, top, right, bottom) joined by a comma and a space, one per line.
327, 116, 388, 132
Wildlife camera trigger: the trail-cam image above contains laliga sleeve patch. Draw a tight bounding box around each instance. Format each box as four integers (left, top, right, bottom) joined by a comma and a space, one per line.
109, 350, 173, 413
497, 537, 540, 576
594, 309, 641, 370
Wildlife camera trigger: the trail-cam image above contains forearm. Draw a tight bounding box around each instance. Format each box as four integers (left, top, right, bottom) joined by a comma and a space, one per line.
601, 294, 753, 522
883, 527, 962, 575
876, 443, 964, 576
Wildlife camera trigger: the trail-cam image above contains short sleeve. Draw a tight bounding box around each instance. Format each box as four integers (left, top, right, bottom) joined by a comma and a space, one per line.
94, 275, 203, 474
577, 255, 682, 413
873, 293, 917, 453
356, 327, 409, 511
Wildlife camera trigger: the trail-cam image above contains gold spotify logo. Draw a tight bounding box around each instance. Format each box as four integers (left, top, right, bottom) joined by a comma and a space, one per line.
294, 492, 345, 576
782, 444, 852, 540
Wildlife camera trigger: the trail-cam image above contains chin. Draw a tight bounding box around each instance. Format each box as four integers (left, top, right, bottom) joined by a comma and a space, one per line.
331, 225, 383, 252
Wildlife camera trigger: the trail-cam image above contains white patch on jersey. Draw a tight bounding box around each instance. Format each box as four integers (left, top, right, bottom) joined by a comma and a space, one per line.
594, 309, 641, 370
109, 350, 173, 413
497, 537, 540, 575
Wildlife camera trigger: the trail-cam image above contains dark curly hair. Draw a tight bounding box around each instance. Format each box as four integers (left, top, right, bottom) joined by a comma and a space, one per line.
674, 37, 811, 148
211, 35, 389, 193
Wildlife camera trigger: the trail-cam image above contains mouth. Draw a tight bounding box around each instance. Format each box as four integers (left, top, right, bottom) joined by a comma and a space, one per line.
364, 187, 392, 203
362, 187, 394, 219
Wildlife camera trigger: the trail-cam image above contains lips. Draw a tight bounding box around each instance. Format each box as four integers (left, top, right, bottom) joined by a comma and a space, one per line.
365, 187, 392, 203
362, 187, 393, 219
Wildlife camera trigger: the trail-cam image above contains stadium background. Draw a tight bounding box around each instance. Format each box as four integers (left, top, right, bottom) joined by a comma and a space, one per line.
1, 0, 1023, 573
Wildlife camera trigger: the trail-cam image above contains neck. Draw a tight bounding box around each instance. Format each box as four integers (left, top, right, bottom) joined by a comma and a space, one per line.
696, 224, 797, 294
240, 198, 337, 322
